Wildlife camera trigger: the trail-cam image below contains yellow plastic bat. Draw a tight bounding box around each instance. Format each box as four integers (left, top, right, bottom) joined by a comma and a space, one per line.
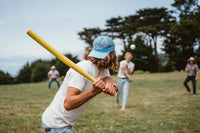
26, 29, 116, 95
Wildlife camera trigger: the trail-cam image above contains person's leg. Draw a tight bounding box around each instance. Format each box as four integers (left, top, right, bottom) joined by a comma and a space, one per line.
191, 76, 196, 95
42, 122, 48, 133
183, 76, 191, 94
121, 79, 130, 110
62, 126, 76, 133
115, 78, 124, 107
42, 122, 75, 133
42, 122, 61, 133
48, 80, 53, 90
55, 79, 60, 88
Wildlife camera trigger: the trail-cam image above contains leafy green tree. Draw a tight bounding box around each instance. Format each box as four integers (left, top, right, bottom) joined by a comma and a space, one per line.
16, 63, 32, 83
194, 6, 200, 66
31, 59, 50, 69
136, 8, 175, 56
104, 15, 139, 45
171, 0, 198, 15
163, 18, 198, 70
119, 35, 158, 72
78, 27, 102, 47
163, 0, 200, 70
104, 17, 125, 39
31, 62, 50, 82
0, 70, 14, 84
104, 8, 175, 72
123, 15, 140, 44
52, 53, 80, 76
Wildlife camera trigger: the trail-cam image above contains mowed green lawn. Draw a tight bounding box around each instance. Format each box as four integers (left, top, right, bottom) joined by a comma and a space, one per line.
0, 72, 200, 133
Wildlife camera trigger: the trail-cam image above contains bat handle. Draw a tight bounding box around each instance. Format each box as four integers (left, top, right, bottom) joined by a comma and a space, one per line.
113, 85, 117, 96
93, 78, 116, 96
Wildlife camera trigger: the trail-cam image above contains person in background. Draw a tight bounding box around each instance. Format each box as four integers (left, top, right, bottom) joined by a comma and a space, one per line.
48, 66, 60, 89
184, 57, 199, 96
115, 52, 135, 110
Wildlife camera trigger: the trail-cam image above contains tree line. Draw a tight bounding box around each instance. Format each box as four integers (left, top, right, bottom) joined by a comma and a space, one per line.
78, 0, 200, 72
0, 54, 80, 85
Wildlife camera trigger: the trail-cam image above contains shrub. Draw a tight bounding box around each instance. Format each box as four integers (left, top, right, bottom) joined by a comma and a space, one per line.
52, 53, 80, 77
16, 63, 32, 83
31, 62, 50, 82
0, 70, 15, 84
134, 70, 150, 74
60, 76, 65, 81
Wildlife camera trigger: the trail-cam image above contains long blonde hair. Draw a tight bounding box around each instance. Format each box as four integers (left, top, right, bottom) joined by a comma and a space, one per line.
84, 48, 118, 71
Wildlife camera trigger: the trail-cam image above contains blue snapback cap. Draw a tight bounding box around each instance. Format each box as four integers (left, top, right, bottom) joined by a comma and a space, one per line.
88, 36, 115, 59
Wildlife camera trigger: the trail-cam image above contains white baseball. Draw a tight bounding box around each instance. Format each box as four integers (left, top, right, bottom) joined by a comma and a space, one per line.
130, 44, 136, 50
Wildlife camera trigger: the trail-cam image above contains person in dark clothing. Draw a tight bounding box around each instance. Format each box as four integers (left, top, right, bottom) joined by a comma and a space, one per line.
184, 57, 199, 96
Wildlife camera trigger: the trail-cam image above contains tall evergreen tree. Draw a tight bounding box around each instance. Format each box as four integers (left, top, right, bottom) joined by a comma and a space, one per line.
104, 16, 124, 38
0, 70, 14, 84
163, 0, 200, 70
136, 8, 175, 56
31, 62, 50, 82
52, 53, 80, 76
16, 63, 32, 83
78, 27, 102, 48
119, 35, 158, 72
172, 0, 198, 15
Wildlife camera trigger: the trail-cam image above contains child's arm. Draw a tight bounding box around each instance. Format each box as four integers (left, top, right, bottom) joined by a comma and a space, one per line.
196, 70, 199, 81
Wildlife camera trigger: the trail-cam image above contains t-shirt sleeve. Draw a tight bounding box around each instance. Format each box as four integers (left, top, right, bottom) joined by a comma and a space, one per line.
130, 63, 135, 72
48, 71, 51, 75
67, 69, 86, 92
196, 65, 199, 71
56, 70, 59, 74
99, 69, 110, 78
120, 61, 125, 68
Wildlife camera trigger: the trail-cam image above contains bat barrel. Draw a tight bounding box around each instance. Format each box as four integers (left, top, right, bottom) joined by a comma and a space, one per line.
26, 29, 96, 82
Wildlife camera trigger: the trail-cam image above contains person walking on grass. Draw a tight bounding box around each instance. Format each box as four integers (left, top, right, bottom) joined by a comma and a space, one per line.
48, 66, 60, 89
42, 36, 118, 133
184, 57, 199, 96
115, 52, 135, 110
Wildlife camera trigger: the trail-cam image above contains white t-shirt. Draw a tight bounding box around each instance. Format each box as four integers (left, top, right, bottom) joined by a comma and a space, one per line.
42, 60, 110, 128
118, 60, 135, 78
48, 70, 59, 79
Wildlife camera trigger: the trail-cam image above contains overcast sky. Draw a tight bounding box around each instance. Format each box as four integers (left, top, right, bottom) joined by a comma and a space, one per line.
0, 0, 173, 76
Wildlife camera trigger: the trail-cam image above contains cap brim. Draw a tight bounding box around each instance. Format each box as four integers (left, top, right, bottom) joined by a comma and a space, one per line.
88, 50, 110, 59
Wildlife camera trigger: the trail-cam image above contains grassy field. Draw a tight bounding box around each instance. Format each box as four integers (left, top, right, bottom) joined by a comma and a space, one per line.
0, 72, 200, 133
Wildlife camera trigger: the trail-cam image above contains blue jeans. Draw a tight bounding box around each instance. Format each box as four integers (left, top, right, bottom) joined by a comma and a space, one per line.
115, 78, 130, 107
42, 123, 76, 133
48, 78, 60, 89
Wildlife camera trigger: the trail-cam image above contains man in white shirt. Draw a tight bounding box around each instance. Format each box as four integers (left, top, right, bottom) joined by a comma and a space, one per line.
48, 66, 60, 89
42, 36, 118, 133
115, 52, 135, 110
